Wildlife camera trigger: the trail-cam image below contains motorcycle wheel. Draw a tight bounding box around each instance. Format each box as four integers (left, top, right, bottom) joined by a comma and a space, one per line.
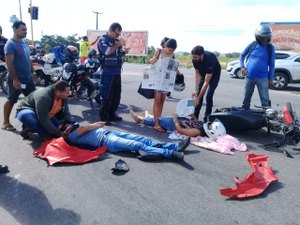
36, 70, 51, 87
0, 70, 8, 96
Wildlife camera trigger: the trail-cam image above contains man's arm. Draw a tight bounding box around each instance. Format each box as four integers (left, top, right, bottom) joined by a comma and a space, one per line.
192, 69, 201, 98
195, 73, 212, 106
173, 114, 201, 137
5, 54, 21, 89
106, 39, 125, 55
76, 122, 106, 136
90, 36, 100, 46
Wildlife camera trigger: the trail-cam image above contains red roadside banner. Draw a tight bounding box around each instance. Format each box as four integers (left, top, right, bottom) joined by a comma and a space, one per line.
87, 30, 148, 56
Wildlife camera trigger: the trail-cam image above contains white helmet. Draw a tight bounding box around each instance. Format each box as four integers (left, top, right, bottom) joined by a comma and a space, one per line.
203, 119, 226, 138
43, 53, 55, 64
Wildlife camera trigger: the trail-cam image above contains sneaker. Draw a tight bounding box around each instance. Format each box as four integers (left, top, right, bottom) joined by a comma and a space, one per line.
178, 137, 191, 152
171, 151, 184, 160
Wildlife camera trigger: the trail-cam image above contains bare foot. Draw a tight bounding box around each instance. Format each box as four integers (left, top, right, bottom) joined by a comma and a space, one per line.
145, 110, 153, 118
130, 110, 143, 123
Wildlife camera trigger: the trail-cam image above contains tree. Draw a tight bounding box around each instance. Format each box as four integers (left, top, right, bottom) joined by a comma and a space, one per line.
40, 34, 79, 52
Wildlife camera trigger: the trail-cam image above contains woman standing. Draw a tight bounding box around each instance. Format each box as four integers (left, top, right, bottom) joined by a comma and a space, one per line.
149, 38, 177, 132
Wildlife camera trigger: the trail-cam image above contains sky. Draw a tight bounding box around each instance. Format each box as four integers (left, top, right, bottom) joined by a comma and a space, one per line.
1, 0, 300, 53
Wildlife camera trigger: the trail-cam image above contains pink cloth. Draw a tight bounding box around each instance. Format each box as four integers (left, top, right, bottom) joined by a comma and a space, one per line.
191, 134, 247, 155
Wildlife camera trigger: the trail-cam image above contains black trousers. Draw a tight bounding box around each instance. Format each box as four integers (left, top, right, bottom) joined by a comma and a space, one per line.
194, 77, 220, 120
99, 74, 121, 120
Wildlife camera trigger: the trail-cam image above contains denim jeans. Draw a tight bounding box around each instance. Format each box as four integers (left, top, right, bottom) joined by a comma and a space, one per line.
103, 130, 179, 158
16, 109, 59, 138
143, 116, 176, 132
242, 77, 269, 110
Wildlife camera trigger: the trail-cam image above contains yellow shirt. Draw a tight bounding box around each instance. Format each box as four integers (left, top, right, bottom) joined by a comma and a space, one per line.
79, 41, 91, 57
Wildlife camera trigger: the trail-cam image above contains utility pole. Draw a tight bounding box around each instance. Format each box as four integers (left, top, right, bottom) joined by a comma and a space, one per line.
29, 0, 34, 44
19, 0, 22, 20
92, 11, 102, 30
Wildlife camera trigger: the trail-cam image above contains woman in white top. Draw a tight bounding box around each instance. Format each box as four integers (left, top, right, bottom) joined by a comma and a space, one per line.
149, 38, 178, 132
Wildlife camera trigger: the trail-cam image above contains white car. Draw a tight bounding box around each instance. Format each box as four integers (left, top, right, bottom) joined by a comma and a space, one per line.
271, 53, 300, 90
226, 51, 297, 79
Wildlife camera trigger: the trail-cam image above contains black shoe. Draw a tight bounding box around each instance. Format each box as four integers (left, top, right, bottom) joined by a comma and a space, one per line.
20, 124, 32, 139
109, 114, 123, 121
178, 137, 191, 152
99, 119, 111, 125
171, 151, 184, 161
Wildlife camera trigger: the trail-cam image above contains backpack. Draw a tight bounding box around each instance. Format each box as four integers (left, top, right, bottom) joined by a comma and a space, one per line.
245, 41, 273, 65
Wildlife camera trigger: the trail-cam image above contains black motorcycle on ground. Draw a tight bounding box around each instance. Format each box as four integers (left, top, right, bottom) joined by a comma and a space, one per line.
208, 102, 300, 157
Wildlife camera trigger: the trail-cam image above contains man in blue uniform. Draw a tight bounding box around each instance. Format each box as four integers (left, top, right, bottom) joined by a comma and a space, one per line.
97, 22, 129, 123
191, 45, 221, 122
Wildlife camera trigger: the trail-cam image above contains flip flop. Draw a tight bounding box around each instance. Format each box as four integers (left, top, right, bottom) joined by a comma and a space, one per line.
2, 124, 16, 131
154, 126, 166, 132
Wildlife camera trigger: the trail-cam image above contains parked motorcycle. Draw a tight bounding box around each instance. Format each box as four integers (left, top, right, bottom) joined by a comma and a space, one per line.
0, 60, 8, 95
31, 52, 63, 87
61, 61, 101, 109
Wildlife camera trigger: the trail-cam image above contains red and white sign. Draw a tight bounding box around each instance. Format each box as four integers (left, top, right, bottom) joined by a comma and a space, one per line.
87, 30, 148, 56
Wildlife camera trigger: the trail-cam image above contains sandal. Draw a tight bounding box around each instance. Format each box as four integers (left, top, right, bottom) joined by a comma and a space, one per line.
154, 126, 166, 132
2, 124, 16, 131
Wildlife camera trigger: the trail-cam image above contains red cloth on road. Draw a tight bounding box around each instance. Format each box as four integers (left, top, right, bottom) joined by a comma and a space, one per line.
33, 137, 107, 166
220, 153, 278, 199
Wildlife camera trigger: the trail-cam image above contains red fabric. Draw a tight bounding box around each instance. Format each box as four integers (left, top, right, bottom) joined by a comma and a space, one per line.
220, 154, 278, 199
283, 105, 294, 125
33, 137, 107, 166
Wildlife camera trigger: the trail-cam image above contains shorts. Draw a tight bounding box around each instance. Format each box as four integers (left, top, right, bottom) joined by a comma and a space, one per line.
155, 90, 168, 94
7, 75, 36, 104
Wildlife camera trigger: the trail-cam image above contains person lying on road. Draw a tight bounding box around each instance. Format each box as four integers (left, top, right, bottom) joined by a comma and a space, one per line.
64, 121, 190, 161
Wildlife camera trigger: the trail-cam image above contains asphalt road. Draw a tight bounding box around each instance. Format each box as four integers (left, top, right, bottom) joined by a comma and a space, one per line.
0, 63, 300, 225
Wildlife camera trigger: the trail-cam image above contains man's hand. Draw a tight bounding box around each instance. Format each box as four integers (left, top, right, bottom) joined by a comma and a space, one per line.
115, 38, 126, 48
123, 47, 130, 54
173, 113, 179, 124
241, 67, 247, 76
13, 79, 21, 89
193, 98, 200, 107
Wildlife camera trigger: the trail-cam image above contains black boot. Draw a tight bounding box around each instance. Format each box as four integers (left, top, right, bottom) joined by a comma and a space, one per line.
171, 151, 184, 161
99, 103, 111, 124
109, 113, 123, 121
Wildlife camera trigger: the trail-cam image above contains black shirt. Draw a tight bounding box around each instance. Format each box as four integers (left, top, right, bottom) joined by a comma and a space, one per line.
192, 51, 221, 82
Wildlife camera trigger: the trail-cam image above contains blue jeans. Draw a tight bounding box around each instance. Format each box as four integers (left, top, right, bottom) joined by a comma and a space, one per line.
143, 116, 176, 131
16, 109, 59, 138
103, 130, 179, 158
242, 77, 269, 110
